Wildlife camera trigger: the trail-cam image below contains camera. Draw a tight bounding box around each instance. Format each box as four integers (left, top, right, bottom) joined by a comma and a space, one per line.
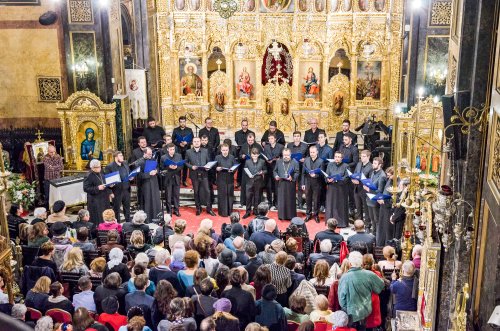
488, 305, 500, 329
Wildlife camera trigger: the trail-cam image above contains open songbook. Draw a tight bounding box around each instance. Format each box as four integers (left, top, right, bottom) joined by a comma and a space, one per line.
163, 158, 185, 167
221, 164, 240, 171
361, 175, 378, 190
244, 168, 259, 178
304, 166, 322, 175
124, 167, 140, 182
321, 170, 343, 181
203, 161, 217, 170
175, 133, 193, 143
104, 171, 121, 186
367, 193, 392, 201
144, 160, 158, 173
291, 153, 303, 162
346, 169, 362, 181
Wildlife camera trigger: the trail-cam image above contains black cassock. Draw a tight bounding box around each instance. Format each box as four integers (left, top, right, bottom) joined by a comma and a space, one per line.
239, 142, 263, 206
160, 152, 182, 214
377, 178, 394, 246
325, 162, 349, 227
244, 158, 267, 213
215, 154, 236, 217
273, 159, 299, 220
137, 159, 162, 221
83, 171, 111, 225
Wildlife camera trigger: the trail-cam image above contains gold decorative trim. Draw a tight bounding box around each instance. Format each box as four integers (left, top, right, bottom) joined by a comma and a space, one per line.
428, 0, 452, 27
487, 109, 500, 203
67, 0, 94, 24
37, 76, 63, 102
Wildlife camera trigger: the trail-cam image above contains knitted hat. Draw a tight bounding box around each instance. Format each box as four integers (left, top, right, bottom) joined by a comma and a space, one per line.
51, 222, 67, 236
213, 298, 232, 312
52, 200, 65, 213
262, 284, 277, 301
230, 223, 244, 237
101, 296, 119, 314
326, 310, 349, 327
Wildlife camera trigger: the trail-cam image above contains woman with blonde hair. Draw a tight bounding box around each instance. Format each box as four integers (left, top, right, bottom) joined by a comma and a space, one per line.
128, 230, 152, 255
309, 260, 334, 287
285, 237, 304, 264
169, 219, 191, 251
378, 245, 402, 271
98, 209, 122, 232
25, 276, 51, 309
60, 247, 89, 274
309, 294, 332, 322
27, 222, 50, 247
89, 257, 106, 278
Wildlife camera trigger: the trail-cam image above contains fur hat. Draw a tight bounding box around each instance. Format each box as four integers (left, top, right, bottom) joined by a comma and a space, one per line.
51, 222, 67, 236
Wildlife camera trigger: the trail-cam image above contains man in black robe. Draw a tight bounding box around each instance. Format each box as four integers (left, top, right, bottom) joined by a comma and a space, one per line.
325, 151, 349, 227
273, 148, 299, 220
104, 151, 131, 222
143, 117, 166, 148
137, 147, 162, 222
338, 134, 359, 216
332, 119, 358, 152
172, 116, 194, 186
377, 166, 395, 246
301, 145, 324, 223
261, 120, 286, 146
364, 157, 387, 238
128, 136, 147, 209
201, 134, 216, 205
83, 159, 111, 225
234, 119, 254, 188
239, 133, 263, 208
303, 118, 327, 145
243, 148, 267, 219
263, 133, 284, 208
352, 150, 373, 225
198, 117, 220, 156
287, 131, 308, 208
160, 143, 182, 216
215, 143, 236, 217
185, 137, 216, 216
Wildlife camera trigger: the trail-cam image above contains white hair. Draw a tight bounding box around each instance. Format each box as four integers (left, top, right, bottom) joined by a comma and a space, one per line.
348, 251, 363, 268
33, 207, 47, 218
402, 261, 415, 277
163, 213, 172, 225
35, 316, 53, 331
89, 159, 101, 168
320, 239, 332, 253
264, 218, 277, 231
132, 210, 147, 224
412, 244, 423, 258
11, 303, 27, 319
154, 249, 171, 265
200, 218, 213, 230
135, 252, 149, 267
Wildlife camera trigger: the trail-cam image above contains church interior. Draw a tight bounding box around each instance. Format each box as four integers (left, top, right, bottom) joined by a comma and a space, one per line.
0, 0, 499, 329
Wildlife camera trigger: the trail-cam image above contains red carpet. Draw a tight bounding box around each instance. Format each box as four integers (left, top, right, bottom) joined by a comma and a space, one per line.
172, 206, 328, 239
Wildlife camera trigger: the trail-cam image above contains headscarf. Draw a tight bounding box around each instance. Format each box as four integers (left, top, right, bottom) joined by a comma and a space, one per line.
107, 248, 123, 269
326, 310, 349, 328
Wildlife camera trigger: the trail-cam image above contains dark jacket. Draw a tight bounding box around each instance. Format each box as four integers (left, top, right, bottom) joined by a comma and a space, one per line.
25, 290, 49, 309
94, 285, 127, 315
7, 214, 27, 241
347, 232, 376, 254
249, 231, 278, 253
72, 220, 97, 240
304, 128, 326, 144
245, 257, 263, 283
21, 265, 56, 296
122, 222, 151, 244
235, 250, 249, 265
255, 299, 287, 331
125, 291, 154, 313
143, 125, 166, 146
42, 295, 74, 314
308, 252, 339, 268
148, 266, 184, 296
102, 263, 131, 283
333, 130, 357, 152
314, 229, 344, 250
222, 285, 256, 329
214, 315, 240, 331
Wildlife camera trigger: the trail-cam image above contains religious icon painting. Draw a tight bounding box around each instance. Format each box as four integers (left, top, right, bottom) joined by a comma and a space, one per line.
260, 0, 293, 13
298, 0, 307, 12
179, 58, 203, 97
330, 0, 338, 11
280, 98, 289, 116
244, 0, 256, 11
78, 121, 103, 161
332, 90, 345, 116
299, 62, 321, 101
356, 61, 381, 100
234, 61, 256, 100
175, 0, 185, 10
33, 142, 50, 164
265, 98, 273, 114
214, 87, 226, 112
358, 0, 368, 11
374, 0, 384, 11
190, 0, 201, 10
342, 0, 351, 10
315, 0, 324, 12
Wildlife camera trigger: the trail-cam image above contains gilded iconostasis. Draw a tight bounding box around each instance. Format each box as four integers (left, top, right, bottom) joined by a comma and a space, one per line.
153, 0, 404, 134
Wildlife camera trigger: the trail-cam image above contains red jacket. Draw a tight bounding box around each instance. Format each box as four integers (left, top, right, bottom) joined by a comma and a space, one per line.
328, 280, 341, 311
97, 312, 127, 331
365, 270, 383, 328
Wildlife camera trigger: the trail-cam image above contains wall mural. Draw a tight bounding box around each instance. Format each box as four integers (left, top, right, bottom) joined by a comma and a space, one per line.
179, 58, 203, 96
356, 60, 381, 100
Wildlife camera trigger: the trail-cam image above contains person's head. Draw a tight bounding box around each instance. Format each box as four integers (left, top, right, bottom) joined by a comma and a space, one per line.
245, 241, 257, 258
172, 247, 185, 263
319, 239, 332, 253
164, 134, 173, 145
178, 116, 187, 128
383, 245, 397, 260
47, 145, 56, 157
309, 118, 318, 130
193, 268, 208, 288
343, 134, 352, 146
147, 117, 156, 128
50, 221, 67, 238
32, 276, 51, 294
213, 298, 232, 313
261, 283, 277, 301
78, 276, 92, 292
113, 151, 124, 164
126, 230, 144, 248
313, 260, 330, 283
342, 119, 350, 132
386, 166, 395, 179
326, 218, 338, 231
264, 218, 276, 232
131, 210, 147, 225
102, 209, 116, 223
214, 265, 230, 290
11, 303, 27, 320
77, 209, 90, 222
204, 117, 213, 129
353, 219, 365, 232
168, 297, 186, 321
103, 272, 122, 289
200, 317, 216, 331
134, 274, 148, 291
229, 267, 243, 287
155, 249, 171, 266
373, 156, 383, 170
52, 200, 65, 214
348, 251, 363, 268
293, 131, 302, 143
309, 145, 318, 158
412, 244, 423, 258
192, 137, 201, 148
326, 310, 349, 328
230, 222, 244, 238
267, 133, 276, 145
318, 132, 326, 144
173, 219, 187, 235
35, 316, 54, 331
89, 159, 101, 173
49, 282, 63, 297
154, 280, 178, 316
334, 151, 343, 163
101, 296, 119, 315
402, 261, 416, 277
144, 147, 153, 159
62, 247, 84, 271
220, 143, 229, 157
127, 316, 146, 331
200, 135, 209, 146
241, 119, 249, 131
185, 250, 200, 269
199, 277, 214, 296
362, 254, 375, 270
76, 227, 89, 242
134, 253, 149, 269
90, 257, 106, 274
138, 136, 147, 148
246, 132, 255, 144
233, 236, 244, 250
29, 222, 48, 241
33, 207, 47, 220
360, 149, 371, 164
275, 251, 287, 265
285, 255, 297, 270
40, 241, 54, 257
257, 202, 269, 216
289, 295, 307, 314
229, 212, 240, 224
282, 148, 291, 162
314, 294, 329, 312
106, 229, 120, 243
268, 120, 277, 132
132, 264, 146, 279
285, 237, 298, 254
250, 147, 259, 161
254, 265, 271, 288
245, 323, 269, 331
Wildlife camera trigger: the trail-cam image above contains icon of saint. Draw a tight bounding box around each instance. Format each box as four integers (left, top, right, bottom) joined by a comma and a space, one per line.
237, 67, 254, 97
181, 63, 202, 96
81, 128, 102, 160
302, 67, 320, 97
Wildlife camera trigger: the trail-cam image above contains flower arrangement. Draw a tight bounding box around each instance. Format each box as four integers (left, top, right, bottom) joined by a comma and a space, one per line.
7, 174, 37, 210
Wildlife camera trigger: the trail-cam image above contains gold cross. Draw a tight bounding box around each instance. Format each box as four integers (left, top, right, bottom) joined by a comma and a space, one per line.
35, 129, 44, 142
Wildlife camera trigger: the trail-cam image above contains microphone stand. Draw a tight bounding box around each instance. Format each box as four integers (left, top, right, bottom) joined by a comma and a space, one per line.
292, 114, 298, 133
186, 116, 200, 136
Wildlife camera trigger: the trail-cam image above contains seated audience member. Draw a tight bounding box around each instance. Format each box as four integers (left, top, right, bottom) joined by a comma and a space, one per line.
223, 223, 245, 252
50, 221, 71, 244
42, 281, 74, 314
218, 248, 241, 269
11, 303, 34, 328
27, 222, 50, 248
128, 264, 156, 296
221, 212, 242, 241
125, 274, 155, 312
309, 294, 332, 322
268, 251, 292, 307
325, 310, 356, 331
149, 249, 183, 295
361, 254, 383, 330
224, 267, 256, 299
283, 295, 310, 324
169, 219, 191, 251
251, 265, 272, 301
123, 210, 151, 244
308, 239, 338, 269
100, 230, 124, 255
31, 207, 47, 226
391, 261, 418, 312
246, 203, 279, 239
97, 296, 128, 331
200, 316, 216, 331
89, 257, 106, 278
72, 209, 97, 239
98, 209, 122, 232
309, 260, 335, 288
249, 218, 279, 253
285, 255, 305, 296
60, 247, 89, 274
212, 298, 240, 331
285, 237, 304, 264
151, 280, 178, 329
170, 245, 187, 273
73, 306, 107, 331
245, 323, 269, 331
148, 232, 167, 261
25, 276, 51, 309
214, 266, 230, 298
133, 253, 151, 274
94, 272, 127, 315
177, 250, 199, 294
258, 239, 284, 265
412, 244, 422, 269
199, 218, 222, 245
244, 241, 263, 283
158, 297, 197, 331
72, 276, 96, 312
347, 220, 376, 254
193, 230, 219, 277
233, 237, 249, 265
313, 218, 344, 249
255, 284, 287, 331
103, 248, 130, 282
378, 245, 403, 271
32, 241, 58, 275
73, 227, 96, 252
185, 268, 207, 298
192, 278, 217, 324
35, 316, 53, 331
222, 268, 256, 329
119, 315, 151, 331
7, 203, 27, 241
327, 259, 350, 312
128, 230, 152, 255
46, 200, 71, 225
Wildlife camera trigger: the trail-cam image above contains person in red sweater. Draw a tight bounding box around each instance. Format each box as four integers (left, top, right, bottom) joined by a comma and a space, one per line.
97, 296, 127, 331
362, 254, 385, 330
